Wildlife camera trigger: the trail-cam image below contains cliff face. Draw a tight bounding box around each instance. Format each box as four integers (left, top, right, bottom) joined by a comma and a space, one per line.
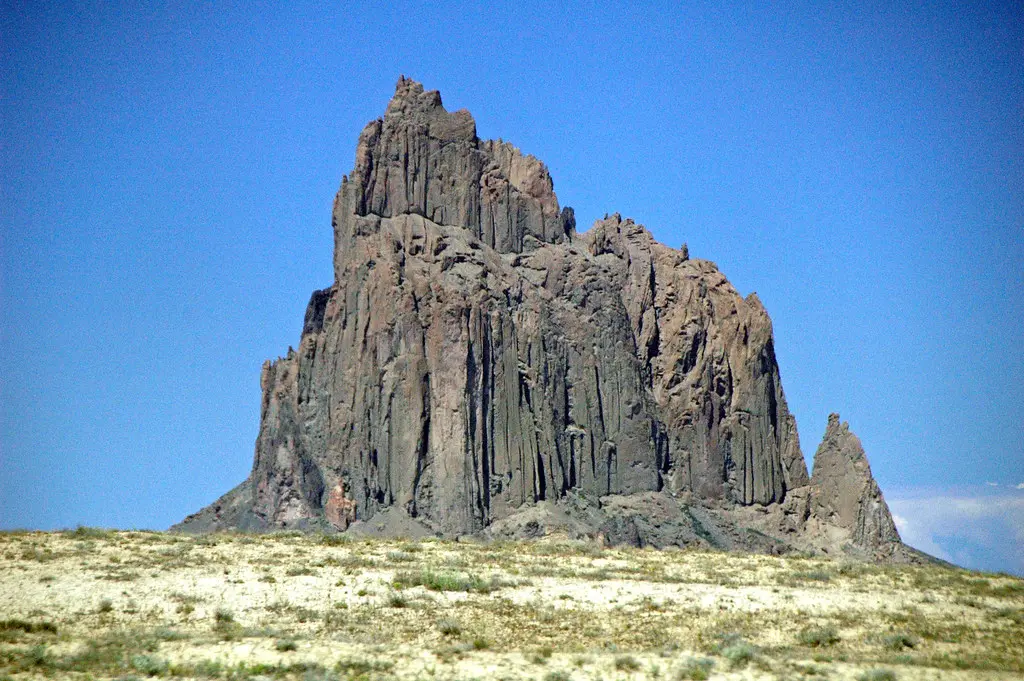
176, 78, 907, 560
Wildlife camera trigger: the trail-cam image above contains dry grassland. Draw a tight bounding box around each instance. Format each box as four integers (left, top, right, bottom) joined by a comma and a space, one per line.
0, 529, 1021, 680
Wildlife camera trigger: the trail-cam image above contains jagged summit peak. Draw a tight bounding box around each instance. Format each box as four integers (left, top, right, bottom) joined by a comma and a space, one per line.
337, 78, 572, 256
373, 76, 476, 143
816, 413, 869, 469
390, 75, 437, 106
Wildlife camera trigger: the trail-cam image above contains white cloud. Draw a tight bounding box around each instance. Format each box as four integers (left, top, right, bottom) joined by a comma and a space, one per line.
887, 491, 1024, 576
891, 512, 952, 563
986, 481, 999, 487
1017, 483, 1024, 490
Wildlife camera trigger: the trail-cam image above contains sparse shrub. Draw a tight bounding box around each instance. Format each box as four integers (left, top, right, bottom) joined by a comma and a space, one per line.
858, 670, 896, 681
995, 607, 1024, 624
21, 547, 56, 562
880, 632, 918, 650
259, 574, 277, 583
98, 598, 114, 613
335, 658, 395, 675
153, 627, 186, 641
285, 566, 316, 576
676, 656, 714, 680
393, 568, 509, 593
27, 644, 49, 667
837, 562, 864, 577
991, 581, 1024, 597
387, 550, 416, 563
713, 633, 757, 668
437, 618, 462, 636
0, 619, 58, 635
212, 607, 242, 640
318, 534, 349, 546
615, 654, 641, 671
545, 671, 571, 681
188, 659, 225, 676
388, 592, 409, 608
130, 653, 168, 676
794, 569, 832, 583
275, 638, 298, 652
68, 526, 114, 540
531, 645, 554, 664
799, 625, 840, 647
471, 636, 490, 650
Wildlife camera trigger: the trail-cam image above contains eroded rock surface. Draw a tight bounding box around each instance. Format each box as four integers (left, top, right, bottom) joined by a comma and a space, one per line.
175, 78, 913, 562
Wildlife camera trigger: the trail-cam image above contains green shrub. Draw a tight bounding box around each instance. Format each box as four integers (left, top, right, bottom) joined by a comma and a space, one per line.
153, 627, 186, 641
318, 534, 349, 546
393, 569, 508, 593
285, 566, 316, 576
437, 618, 462, 636
713, 633, 757, 668
676, 656, 714, 680
881, 632, 918, 651
387, 550, 416, 563
27, 644, 50, 667
794, 569, 832, 582
0, 619, 57, 635
130, 653, 168, 676
799, 625, 840, 647
67, 526, 115, 540
615, 655, 641, 671
275, 638, 298, 652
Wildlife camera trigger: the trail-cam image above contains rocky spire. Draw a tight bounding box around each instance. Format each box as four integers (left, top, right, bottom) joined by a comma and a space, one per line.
809, 414, 901, 550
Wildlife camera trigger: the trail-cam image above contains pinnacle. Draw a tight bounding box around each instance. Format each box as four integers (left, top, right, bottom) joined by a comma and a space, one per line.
387, 75, 443, 118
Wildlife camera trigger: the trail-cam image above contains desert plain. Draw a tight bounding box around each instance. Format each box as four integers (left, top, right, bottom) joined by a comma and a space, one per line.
0, 529, 1021, 680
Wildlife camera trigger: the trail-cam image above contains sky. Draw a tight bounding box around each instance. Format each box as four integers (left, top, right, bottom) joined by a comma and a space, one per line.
1, 1, 1021, 574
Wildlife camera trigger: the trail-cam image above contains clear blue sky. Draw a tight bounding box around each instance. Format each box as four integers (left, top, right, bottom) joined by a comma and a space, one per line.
2, 1, 1021, 573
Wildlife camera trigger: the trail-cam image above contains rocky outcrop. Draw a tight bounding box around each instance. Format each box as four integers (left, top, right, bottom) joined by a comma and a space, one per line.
175, 78, 914, 563
809, 414, 901, 552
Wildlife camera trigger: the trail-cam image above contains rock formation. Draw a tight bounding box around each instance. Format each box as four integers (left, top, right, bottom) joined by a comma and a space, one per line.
175, 78, 916, 562
808, 413, 902, 554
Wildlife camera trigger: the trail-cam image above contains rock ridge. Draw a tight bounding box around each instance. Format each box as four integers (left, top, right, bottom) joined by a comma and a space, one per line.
175, 78, 916, 564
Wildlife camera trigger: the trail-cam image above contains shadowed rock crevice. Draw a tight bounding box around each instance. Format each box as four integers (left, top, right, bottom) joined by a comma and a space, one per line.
175, 78, 915, 563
